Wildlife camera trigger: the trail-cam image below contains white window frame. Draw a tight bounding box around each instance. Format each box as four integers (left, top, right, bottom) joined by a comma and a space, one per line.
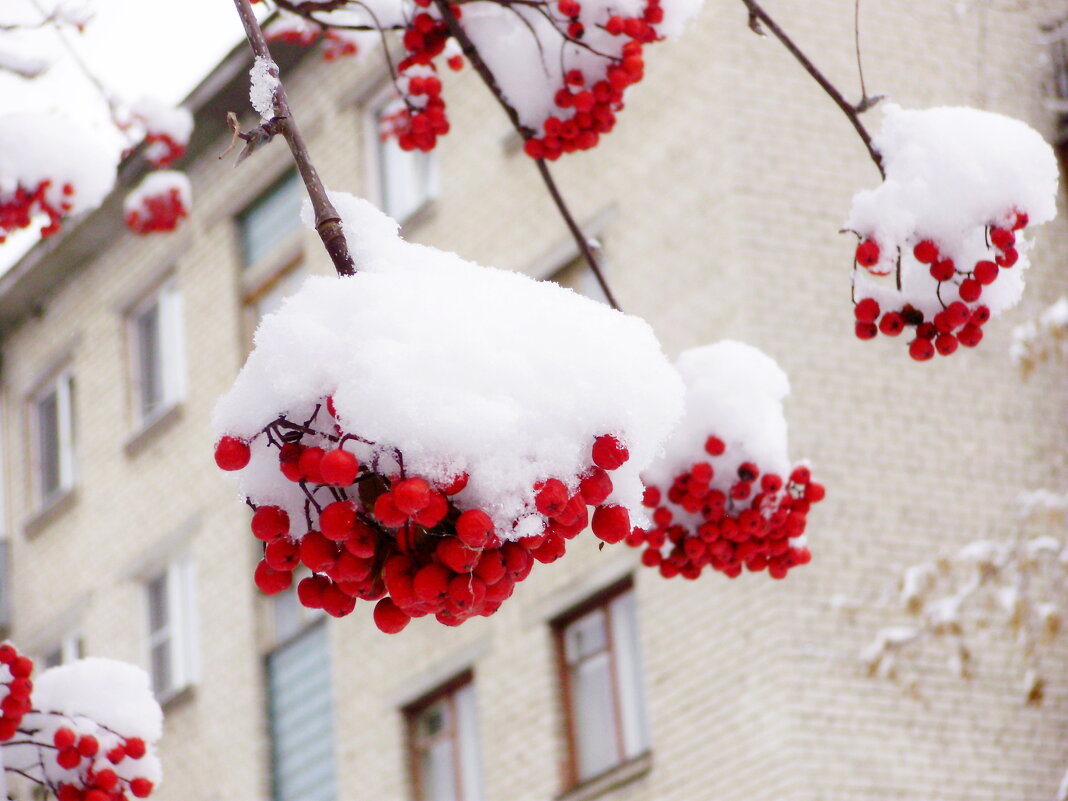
238, 170, 305, 270
145, 554, 197, 701
406, 675, 484, 801
30, 370, 75, 509
557, 583, 650, 785
42, 631, 84, 669
365, 89, 439, 223
128, 279, 185, 427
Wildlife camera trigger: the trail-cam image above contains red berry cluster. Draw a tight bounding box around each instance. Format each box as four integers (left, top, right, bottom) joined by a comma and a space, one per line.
142, 134, 186, 170
0, 180, 75, 243
522, 2, 659, 160
124, 188, 188, 235
215, 399, 635, 633
629, 436, 820, 580
323, 30, 359, 61
51, 727, 154, 801
0, 643, 33, 740
376, 9, 463, 153
265, 21, 321, 47
852, 210, 1029, 361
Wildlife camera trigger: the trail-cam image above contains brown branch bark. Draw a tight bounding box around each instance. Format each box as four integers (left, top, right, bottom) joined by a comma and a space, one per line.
741, 0, 885, 178
431, 0, 622, 310
231, 0, 356, 276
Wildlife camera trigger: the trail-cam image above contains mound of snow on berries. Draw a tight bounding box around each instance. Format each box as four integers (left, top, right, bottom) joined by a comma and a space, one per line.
847, 105, 1058, 324
643, 341, 789, 490
0, 111, 118, 240
33, 659, 162, 743
214, 193, 683, 534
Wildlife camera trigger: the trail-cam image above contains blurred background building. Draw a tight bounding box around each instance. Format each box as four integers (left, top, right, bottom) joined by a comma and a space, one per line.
2, 2, 1068, 800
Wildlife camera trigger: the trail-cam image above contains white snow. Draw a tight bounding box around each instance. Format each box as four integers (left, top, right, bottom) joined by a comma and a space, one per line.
249, 56, 280, 122
214, 192, 683, 536
848, 104, 1059, 320
642, 341, 791, 491
130, 96, 193, 145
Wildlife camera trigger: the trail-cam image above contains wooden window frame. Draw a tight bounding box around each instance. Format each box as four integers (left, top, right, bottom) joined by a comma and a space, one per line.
404, 671, 476, 801
553, 578, 644, 790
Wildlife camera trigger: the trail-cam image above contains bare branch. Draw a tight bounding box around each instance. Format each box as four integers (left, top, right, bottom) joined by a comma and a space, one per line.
231, 0, 357, 276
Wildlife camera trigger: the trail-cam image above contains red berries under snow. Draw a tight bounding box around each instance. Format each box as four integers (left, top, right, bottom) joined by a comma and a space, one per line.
217, 395, 638, 633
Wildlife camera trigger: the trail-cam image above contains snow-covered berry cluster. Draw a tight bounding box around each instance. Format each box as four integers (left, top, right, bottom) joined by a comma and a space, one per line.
217, 416, 637, 632
637, 341, 819, 580
633, 444, 817, 579
522, 5, 658, 160
1, 656, 162, 801
123, 172, 191, 235
852, 215, 1029, 360
127, 98, 194, 169
847, 105, 1059, 360
212, 194, 683, 633
0, 179, 74, 243
0, 643, 33, 741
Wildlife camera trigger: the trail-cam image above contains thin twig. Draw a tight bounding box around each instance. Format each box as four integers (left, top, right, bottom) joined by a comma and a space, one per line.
741, 0, 884, 178
431, 0, 622, 309
231, 0, 357, 276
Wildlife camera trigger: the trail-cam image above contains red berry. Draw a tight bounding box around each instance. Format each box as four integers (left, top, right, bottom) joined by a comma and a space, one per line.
878, 312, 905, 336
130, 778, 154, 798
298, 447, 326, 483
929, 259, 955, 282
973, 260, 998, 285
10, 656, 32, 678
374, 493, 408, 527
908, 338, 935, 361
251, 506, 289, 541
855, 240, 880, 267
473, 549, 506, 585
854, 322, 877, 340
414, 564, 452, 603
56, 747, 81, 769
913, 240, 939, 264
437, 537, 480, 573
393, 478, 432, 514
440, 472, 469, 495
591, 505, 630, 543
374, 598, 411, 634
77, 734, 99, 757
958, 278, 982, 303
54, 727, 77, 749
854, 297, 880, 323
214, 436, 250, 471
413, 491, 449, 528
591, 435, 629, 470
456, 509, 494, 548
996, 247, 1018, 268
320, 448, 359, 486
704, 436, 725, 456
320, 501, 356, 540
297, 575, 329, 609
107, 745, 127, 763
989, 227, 1015, 250
579, 469, 613, 506
254, 560, 293, 595
958, 323, 983, 347
535, 478, 569, 517
935, 334, 958, 356
300, 531, 340, 572
264, 538, 300, 571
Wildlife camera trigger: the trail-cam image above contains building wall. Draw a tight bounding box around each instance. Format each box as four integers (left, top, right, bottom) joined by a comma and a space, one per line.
4, 2, 1068, 801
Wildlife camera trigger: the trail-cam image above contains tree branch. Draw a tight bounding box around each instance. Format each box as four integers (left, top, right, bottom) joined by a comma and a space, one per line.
431, 0, 622, 310
740, 0, 884, 178
231, 0, 356, 276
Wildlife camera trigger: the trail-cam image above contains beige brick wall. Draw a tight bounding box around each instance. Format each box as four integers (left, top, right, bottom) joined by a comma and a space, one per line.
4, 2, 1068, 801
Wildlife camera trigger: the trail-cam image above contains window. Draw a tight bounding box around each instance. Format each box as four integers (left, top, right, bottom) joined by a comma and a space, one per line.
252, 263, 308, 325
42, 632, 84, 669
128, 281, 185, 424
267, 622, 336, 801
370, 96, 437, 222
239, 171, 304, 268
31, 371, 74, 507
145, 555, 196, 701
555, 583, 649, 785
405, 675, 484, 801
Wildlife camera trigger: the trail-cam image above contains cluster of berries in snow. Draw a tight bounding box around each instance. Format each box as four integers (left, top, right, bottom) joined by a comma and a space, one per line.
633, 441, 818, 579
0, 643, 33, 741
123, 172, 191, 235
217, 418, 638, 633
521, 3, 659, 160
846, 105, 1059, 361
0, 179, 74, 242
852, 212, 1028, 360
0, 651, 162, 801
264, 15, 362, 61
212, 194, 683, 634
129, 99, 193, 170
636, 341, 819, 580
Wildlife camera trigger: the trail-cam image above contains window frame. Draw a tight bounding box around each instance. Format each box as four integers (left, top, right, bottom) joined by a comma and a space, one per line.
364, 88, 439, 224
237, 169, 305, 271
553, 579, 650, 790
404, 672, 484, 801
126, 278, 185, 429
42, 631, 85, 670
29, 369, 75, 510
144, 554, 197, 702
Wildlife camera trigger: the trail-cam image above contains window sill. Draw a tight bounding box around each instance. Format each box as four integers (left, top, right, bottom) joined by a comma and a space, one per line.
556, 751, 653, 801
125, 403, 183, 457
158, 683, 196, 712
23, 487, 78, 538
